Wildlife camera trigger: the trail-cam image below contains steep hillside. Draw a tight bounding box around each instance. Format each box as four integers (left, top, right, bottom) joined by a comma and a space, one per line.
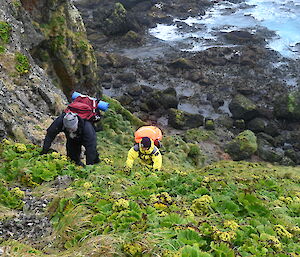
0, 98, 299, 257
0, 0, 300, 256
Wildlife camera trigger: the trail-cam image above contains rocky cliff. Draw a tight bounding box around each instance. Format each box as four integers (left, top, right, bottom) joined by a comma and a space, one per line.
0, 0, 99, 145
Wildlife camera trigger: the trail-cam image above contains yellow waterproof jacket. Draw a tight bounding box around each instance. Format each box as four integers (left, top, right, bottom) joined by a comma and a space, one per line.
126, 139, 162, 170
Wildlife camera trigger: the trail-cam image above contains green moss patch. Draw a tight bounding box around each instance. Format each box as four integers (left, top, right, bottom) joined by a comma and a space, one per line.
0, 21, 11, 44
15, 52, 31, 74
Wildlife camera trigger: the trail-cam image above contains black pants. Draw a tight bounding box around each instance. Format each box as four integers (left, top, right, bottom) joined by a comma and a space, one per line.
66, 139, 82, 165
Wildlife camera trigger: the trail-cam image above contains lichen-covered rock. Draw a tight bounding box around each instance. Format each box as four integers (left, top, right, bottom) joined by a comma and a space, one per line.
92, 2, 136, 36
274, 91, 300, 121
168, 108, 204, 130
168, 58, 195, 69
229, 94, 258, 121
225, 130, 257, 160
247, 117, 268, 133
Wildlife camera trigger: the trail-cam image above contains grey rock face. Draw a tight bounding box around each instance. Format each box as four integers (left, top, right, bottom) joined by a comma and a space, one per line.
0, 0, 100, 144
0, 0, 67, 144
0, 192, 52, 242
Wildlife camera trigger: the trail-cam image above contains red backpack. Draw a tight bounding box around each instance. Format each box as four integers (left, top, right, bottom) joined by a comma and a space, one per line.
65, 95, 101, 122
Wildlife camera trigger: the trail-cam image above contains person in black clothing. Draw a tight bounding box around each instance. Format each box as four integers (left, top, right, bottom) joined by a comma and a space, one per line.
41, 112, 100, 166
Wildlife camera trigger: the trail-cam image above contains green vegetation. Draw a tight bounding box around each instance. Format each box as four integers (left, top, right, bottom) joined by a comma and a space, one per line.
15, 52, 31, 74
12, 0, 22, 8
184, 128, 217, 143
0, 21, 11, 53
0, 100, 300, 256
0, 21, 11, 44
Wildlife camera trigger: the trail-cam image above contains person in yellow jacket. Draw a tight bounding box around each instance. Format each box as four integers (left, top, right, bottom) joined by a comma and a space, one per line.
125, 137, 162, 173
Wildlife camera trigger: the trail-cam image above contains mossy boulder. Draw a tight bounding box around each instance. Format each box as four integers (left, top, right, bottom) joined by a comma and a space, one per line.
204, 119, 215, 130
225, 130, 257, 160
168, 108, 204, 130
122, 30, 143, 45
233, 119, 245, 130
216, 115, 234, 129
145, 87, 178, 111
274, 91, 300, 121
229, 94, 258, 120
90, 0, 144, 36
107, 53, 134, 68
247, 117, 267, 133
99, 3, 129, 36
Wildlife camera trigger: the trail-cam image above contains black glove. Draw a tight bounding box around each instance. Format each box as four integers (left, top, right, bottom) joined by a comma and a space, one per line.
94, 156, 100, 164
76, 161, 85, 167
40, 149, 48, 155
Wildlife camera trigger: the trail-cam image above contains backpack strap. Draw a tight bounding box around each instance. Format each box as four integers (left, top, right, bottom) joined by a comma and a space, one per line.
151, 146, 159, 155
133, 144, 139, 152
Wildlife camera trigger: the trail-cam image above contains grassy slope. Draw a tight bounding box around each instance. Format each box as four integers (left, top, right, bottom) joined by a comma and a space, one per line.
0, 97, 299, 257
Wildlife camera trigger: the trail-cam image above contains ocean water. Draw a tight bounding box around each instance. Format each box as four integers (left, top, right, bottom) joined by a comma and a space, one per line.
149, 0, 300, 59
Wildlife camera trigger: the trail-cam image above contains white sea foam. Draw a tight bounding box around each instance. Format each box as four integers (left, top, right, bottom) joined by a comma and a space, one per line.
149, 0, 300, 59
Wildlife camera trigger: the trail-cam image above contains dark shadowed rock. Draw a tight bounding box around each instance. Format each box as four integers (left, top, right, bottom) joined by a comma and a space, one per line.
159, 87, 179, 109
122, 30, 144, 45
247, 118, 268, 133
118, 94, 133, 105
274, 91, 300, 121
116, 72, 137, 83
128, 85, 142, 96
257, 138, 284, 163
229, 94, 258, 121
144, 87, 179, 111
223, 30, 265, 45
233, 119, 245, 130
168, 58, 195, 69
285, 149, 300, 165
184, 71, 204, 82
216, 115, 234, 129
100, 73, 113, 82
107, 53, 134, 68
256, 132, 275, 146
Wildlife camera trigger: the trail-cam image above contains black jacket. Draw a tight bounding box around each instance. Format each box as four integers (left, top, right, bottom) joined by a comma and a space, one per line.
42, 113, 99, 165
